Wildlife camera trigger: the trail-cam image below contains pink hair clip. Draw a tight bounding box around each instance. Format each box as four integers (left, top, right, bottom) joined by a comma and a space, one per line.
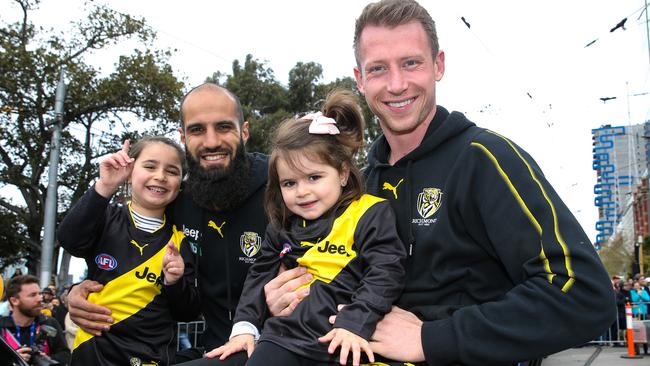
304, 112, 340, 135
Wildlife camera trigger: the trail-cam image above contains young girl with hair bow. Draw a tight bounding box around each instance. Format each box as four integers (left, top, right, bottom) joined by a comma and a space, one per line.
207, 90, 406, 366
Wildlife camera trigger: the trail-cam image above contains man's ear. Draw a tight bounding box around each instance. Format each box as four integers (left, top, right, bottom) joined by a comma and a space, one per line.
434, 50, 445, 81
354, 67, 365, 95
241, 121, 250, 145
8, 296, 18, 307
178, 127, 186, 145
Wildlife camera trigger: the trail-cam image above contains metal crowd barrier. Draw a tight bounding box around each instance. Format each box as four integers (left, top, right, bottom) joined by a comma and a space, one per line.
590, 301, 649, 346
176, 320, 206, 351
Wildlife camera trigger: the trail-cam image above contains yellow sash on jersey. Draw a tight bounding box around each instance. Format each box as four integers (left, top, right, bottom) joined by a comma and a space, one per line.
73, 226, 185, 349
297, 195, 384, 288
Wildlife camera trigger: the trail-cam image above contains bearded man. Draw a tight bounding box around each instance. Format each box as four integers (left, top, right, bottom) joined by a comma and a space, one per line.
0, 275, 70, 365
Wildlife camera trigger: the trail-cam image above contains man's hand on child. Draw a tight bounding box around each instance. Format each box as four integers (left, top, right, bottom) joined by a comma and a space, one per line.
162, 241, 184, 285
204, 334, 255, 360
95, 139, 134, 198
318, 327, 374, 366
328, 305, 425, 363
264, 265, 312, 317
68, 280, 113, 335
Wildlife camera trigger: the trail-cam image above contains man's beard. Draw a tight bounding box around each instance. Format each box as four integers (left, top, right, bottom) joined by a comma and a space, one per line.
16, 303, 41, 318
185, 141, 251, 212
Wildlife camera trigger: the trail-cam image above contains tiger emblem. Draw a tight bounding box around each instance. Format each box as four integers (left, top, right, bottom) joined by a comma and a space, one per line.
417, 188, 443, 218
240, 231, 262, 258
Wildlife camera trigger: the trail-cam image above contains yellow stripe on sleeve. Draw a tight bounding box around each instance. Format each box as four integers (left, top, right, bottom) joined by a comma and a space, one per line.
471, 139, 574, 292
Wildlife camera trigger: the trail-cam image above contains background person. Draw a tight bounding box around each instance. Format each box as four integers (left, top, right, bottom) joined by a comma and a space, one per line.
0, 275, 70, 365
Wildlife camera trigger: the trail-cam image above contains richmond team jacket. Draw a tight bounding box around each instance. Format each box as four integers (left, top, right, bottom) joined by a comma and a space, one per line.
168, 152, 270, 350
58, 187, 199, 366
234, 195, 406, 361
364, 106, 615, 365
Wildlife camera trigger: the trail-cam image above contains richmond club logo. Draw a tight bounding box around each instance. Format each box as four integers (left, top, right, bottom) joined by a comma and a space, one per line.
417, 188, 443, 218
240, 232, 261, 258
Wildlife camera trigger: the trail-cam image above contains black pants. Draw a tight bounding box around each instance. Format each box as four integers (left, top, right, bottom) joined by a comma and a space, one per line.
247, 341, 335, 366
172, 348, 248, 366
247, 341, 424, 366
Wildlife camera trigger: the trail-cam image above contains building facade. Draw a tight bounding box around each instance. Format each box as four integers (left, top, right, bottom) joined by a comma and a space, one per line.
592, 122, 649, 250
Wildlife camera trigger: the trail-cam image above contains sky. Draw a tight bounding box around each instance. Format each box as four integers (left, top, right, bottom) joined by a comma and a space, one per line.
4, 0, 650, 279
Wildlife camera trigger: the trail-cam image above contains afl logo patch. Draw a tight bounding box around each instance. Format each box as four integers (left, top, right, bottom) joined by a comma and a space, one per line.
95, 253, 117, 271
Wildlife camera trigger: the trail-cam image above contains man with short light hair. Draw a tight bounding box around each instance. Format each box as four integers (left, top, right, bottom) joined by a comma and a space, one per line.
269, 1, 615, 365
349, 0, 615, 364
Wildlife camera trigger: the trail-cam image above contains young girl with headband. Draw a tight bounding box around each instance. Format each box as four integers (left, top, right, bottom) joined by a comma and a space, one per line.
208, 90, 406, 366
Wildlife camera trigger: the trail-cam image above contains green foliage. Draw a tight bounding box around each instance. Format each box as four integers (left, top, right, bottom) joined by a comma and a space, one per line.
288, 61, 322, 113
599, 233, 634, 277
0, 0, 184, 274
0, 207, 31, 271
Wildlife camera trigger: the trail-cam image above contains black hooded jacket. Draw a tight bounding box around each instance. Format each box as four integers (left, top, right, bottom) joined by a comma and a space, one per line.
169, 152, 269, 350
364, 106, 615, 365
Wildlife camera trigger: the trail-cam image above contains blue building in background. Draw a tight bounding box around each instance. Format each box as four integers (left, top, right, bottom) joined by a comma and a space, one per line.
592, 122, 649, 250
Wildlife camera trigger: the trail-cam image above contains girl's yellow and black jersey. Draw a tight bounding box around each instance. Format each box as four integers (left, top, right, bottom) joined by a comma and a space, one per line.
58, 187, 199, 366
234, 194, 406, 361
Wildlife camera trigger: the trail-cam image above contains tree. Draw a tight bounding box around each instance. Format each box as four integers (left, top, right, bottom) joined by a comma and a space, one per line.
0, 0, 184, 282
288, 61, 322, 113
598, 233, 634, 277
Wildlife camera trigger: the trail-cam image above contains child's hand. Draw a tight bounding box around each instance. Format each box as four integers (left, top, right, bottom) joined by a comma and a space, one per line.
205, 334, 255, 360
318, 327, 374, 366
95, 140, 134, 198
162, 241, 184, 285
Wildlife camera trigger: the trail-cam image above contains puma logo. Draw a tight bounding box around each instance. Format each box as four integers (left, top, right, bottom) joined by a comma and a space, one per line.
130, 240, 149, 256
208, 220, 226, 238
382, 179, 404, 199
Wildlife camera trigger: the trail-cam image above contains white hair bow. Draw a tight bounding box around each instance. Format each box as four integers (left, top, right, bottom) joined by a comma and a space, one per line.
304, 112, 340, 135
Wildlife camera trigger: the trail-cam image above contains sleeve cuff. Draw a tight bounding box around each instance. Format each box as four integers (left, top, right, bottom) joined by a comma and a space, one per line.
421, 317, 458, 365
230, 321, 260, 341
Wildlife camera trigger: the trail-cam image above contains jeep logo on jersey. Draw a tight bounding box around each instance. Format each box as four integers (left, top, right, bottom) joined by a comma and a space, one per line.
417, 188, 443, 218
316, 241, 352, 257
135, 266, 162, 286
240, 232, 261, 257
95, 254, 117, 271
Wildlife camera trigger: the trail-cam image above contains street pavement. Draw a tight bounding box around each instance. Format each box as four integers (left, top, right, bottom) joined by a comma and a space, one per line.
541, 345, 649, 366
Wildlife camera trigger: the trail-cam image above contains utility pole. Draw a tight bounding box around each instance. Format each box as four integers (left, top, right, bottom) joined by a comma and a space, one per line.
645, 0, 650, 67
39, 70, 66, 289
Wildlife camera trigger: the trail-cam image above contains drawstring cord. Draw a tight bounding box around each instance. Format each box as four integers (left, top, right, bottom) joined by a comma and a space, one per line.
406, 160, 415, 257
